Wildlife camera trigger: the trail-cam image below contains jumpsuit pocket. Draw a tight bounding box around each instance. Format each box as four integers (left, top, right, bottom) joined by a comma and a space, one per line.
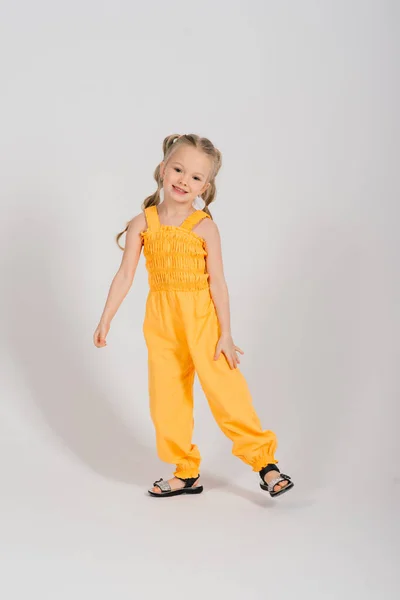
142, 293, 158, 337
195, 289, 214, 319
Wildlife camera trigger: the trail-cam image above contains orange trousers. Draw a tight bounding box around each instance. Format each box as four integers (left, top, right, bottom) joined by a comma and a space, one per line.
143, 287, 278, 479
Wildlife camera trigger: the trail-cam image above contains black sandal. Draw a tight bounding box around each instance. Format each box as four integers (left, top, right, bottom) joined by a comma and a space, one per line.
259, 464, 294, 498
148, 475, 203, 497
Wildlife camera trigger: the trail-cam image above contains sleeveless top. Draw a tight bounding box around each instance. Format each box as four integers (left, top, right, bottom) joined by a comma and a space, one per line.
140, 205, 211, 292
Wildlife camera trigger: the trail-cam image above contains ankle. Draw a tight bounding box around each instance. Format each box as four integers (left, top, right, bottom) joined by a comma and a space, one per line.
259, 464, 280, 480
175, 475, 199, 487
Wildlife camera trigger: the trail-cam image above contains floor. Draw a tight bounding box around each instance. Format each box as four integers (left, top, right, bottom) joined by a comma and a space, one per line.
1, 438, 398, 600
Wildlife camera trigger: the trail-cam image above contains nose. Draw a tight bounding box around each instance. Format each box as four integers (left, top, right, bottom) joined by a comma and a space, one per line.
178, 174, 189, 187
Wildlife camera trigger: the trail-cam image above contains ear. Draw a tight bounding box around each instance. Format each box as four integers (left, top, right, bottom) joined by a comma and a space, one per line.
201, 182, 210, 195
159, 161, 165, 179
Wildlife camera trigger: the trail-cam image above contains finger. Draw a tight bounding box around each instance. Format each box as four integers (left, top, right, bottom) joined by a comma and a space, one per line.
234, 346, 244, 354
225, 353, 234, 370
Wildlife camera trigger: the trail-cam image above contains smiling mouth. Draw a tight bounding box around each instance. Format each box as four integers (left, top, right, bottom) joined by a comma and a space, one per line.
173, 185, 188, 194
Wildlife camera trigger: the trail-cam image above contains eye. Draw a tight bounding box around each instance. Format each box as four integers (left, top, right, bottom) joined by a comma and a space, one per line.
194, 176, 201, 181
174, 167, 181, 172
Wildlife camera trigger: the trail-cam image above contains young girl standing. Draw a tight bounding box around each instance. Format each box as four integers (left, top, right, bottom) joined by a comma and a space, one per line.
93, 133, 294, 499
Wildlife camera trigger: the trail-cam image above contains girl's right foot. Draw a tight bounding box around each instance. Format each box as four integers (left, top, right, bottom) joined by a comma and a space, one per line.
148, 475, 203, 497
150, 476, 200, 494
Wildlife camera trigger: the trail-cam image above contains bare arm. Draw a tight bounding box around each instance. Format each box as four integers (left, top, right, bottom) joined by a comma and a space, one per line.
203, 220, 231, 335
94, 214, 146, 348
201, 220, 244, 369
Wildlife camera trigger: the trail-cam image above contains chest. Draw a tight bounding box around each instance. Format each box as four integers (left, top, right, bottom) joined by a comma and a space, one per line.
142, 229, 207, 260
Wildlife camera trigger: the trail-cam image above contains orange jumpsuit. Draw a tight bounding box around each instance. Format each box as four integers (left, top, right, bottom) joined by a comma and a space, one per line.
140, 205, 278, 479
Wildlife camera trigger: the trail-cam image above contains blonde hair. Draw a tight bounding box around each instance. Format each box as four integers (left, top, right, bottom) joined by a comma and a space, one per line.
116, 133, 222, 250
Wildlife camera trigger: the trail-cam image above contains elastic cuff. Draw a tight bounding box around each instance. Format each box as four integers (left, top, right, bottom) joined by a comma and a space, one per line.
174, 466, 200, 479
250, 453, 278, 473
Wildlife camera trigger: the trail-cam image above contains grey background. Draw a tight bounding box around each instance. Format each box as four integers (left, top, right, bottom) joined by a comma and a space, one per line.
1, 1, 399, 598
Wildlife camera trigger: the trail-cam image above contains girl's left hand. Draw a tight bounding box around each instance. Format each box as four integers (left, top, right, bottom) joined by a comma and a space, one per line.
214, 333, 244, 369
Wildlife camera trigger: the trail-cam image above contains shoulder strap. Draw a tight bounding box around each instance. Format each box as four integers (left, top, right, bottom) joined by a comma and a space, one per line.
180, 210, 210, 232
144, 205, 161, 232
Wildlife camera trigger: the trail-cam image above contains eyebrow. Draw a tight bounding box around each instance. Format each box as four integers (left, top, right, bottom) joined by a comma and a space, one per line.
171, 161, 205, 177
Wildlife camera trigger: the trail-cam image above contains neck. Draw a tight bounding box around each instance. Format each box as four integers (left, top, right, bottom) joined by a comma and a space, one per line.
159, 199, 194, 216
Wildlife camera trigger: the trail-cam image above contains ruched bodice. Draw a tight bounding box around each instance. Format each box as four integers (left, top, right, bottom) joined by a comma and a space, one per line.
140, 205, 211, 292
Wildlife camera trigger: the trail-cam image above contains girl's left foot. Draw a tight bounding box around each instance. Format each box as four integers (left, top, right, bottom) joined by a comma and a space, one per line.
263, 470, 289, 493
259, 465, 294, 497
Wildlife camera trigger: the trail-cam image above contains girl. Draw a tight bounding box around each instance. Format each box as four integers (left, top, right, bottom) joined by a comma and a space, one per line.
93, 133, 294, 499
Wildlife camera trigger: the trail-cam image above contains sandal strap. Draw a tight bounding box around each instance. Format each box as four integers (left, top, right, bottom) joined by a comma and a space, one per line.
175, 475, 199, 488
262, 474, 291, 492
259, 464, 280, 480
153, 478, 171, 492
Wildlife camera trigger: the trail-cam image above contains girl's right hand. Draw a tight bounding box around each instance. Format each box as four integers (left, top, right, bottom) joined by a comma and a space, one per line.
93, 321, 110, 348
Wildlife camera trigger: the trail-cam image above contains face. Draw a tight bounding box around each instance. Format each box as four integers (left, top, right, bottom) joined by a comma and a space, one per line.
160, 145, 211, 207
